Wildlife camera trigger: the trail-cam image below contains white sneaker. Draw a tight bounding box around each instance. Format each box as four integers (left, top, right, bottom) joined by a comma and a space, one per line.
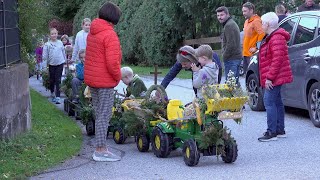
92, 150, 121, 162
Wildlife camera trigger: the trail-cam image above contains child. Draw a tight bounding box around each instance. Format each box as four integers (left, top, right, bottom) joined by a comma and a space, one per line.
72, 18, 91, 64
61, 34, 71, 46
121, 67, 147, 98
84, 2, 122, 162
191, 45, 219, 98
42, 28, 67, 104
71, 49, 85, 103
35, 39, 44, 80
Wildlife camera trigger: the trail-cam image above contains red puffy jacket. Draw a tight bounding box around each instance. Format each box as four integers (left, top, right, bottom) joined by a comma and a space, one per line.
84, 18, 122, 88
259, 28, 293, 88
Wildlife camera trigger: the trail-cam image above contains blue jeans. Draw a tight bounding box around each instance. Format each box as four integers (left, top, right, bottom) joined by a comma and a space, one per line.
263, 85, 285, 134
224, 59, 242, 83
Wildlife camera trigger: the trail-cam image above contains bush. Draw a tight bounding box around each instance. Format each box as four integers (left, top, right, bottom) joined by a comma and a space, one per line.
73, 0, 297, 66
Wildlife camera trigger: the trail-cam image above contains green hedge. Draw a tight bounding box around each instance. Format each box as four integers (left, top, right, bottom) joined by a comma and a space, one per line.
73, 0, 297, 66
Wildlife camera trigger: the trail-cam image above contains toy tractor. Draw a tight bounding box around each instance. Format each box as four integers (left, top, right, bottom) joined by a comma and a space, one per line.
147, 84, 247, 166
111, 85, 169, 145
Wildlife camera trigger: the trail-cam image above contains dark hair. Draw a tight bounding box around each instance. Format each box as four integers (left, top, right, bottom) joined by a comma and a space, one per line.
215, 6, 229, 14
98, 2, 122, 25
243, 2, 255, 11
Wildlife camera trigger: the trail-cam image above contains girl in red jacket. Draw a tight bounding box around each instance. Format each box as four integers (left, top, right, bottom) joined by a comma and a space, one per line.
84, 2, 122, 162
258, 12, 293, 142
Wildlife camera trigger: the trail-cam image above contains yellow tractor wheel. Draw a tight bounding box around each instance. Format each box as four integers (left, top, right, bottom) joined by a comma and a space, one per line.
113, 127, 126, 144
183, 139, 200, 166
151, 127, 171, 158
136, 133, 150, 152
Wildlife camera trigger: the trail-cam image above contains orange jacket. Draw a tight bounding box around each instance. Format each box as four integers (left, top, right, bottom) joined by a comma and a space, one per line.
84, 18, 122, 88
243, 15, 265, 57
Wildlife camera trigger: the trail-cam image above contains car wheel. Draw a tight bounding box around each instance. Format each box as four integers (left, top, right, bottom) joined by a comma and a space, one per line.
239, 62, 244, 76
308, 82, 320, 128
246, 74, 265, 111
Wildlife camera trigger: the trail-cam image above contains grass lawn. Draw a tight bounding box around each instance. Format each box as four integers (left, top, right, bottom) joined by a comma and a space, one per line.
0, 89, 82, 179
123, 64, 192, 79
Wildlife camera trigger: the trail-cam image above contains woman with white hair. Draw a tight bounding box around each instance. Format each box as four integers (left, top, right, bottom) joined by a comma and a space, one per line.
257, 12, 293, 142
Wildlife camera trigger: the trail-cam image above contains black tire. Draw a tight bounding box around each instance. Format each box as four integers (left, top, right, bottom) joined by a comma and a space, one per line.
246, 74, 265, 111
86, 120, 95, 136
113, 127, 126, 144
183, 139, 200, 166
151, 127, 171, 158
221, 140, 238, 163
68, 101, 75, 116
137, 133, 150, 152
63, 99, 68, 112
308, 82, 320, 128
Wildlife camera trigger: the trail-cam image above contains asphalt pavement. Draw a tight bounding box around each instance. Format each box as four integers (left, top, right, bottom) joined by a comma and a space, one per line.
29, 75, 320, 180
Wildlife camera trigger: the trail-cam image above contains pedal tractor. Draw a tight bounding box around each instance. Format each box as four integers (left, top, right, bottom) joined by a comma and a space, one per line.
112, 85, 169, 147
148, 84, 247, 166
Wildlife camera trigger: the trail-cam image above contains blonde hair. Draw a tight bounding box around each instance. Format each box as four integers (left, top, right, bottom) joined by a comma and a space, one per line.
195, 45, 213, 59
82, 18, 91, 25
49, 28, 58, 33
79, 49, 86, 58
121, 67, 133, 77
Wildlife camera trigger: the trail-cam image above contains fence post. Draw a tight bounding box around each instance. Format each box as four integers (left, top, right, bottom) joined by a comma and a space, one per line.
2, 0, 7, 68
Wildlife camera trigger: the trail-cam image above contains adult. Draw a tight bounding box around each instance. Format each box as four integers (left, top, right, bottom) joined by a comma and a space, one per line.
160, 47, 222, 96
216, 6, 242, 83
84, 2, 122, 161
275, 4, 287, 23
258, 12, 293, 142
72, 18, 91, 64
297, 0, 320, 12
242, 2, 265, 75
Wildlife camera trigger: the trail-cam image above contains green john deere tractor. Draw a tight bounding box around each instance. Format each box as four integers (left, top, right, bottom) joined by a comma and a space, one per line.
146, 84, 247, 166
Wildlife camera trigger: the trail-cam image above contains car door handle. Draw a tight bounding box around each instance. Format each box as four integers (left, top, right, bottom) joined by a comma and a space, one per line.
304, 54, 311, 61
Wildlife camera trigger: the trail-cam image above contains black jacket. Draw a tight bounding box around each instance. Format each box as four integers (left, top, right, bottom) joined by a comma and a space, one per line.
222, 18, 242, 61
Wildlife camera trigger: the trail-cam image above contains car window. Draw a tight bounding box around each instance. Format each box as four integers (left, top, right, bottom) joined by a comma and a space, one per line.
293, 17, 318, 45
279, 17, 298, 37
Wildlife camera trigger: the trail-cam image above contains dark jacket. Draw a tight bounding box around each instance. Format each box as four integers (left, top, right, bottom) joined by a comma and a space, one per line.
258, 28, 293, 88
278, 15, 287, 23
126, 75, 147, 98
222, 18, 242, 61
297, 3, 320, 12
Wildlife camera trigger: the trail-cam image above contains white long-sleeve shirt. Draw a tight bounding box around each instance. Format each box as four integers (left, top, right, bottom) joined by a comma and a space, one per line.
72, 30, 89, 62
42, 40, 66, 66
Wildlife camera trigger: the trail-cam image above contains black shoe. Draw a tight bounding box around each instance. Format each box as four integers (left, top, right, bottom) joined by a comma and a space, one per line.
258, 131, 277, 142
277, 130, 286, 138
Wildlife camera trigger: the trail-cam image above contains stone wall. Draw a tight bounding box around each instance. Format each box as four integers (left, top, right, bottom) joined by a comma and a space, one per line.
0, 63, 31, 140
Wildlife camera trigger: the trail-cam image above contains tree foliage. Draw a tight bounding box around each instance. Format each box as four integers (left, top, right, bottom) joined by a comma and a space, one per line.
48, 0, 85, 21
73, 0, 298, 66
18, 0, 51, 53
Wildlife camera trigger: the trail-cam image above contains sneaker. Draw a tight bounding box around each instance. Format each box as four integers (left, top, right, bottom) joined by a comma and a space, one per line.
92, 150, 121, 162
52, 97, 57, 103
277, 131, 287, 138
258, 131, 277, 142
55, 97, 61, 104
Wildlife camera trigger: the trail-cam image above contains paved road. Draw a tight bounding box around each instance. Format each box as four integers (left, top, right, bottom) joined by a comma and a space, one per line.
29, 76, 320, 180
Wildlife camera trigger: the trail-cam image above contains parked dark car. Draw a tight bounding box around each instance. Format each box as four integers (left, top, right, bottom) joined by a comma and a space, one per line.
245, 11, 320, 127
